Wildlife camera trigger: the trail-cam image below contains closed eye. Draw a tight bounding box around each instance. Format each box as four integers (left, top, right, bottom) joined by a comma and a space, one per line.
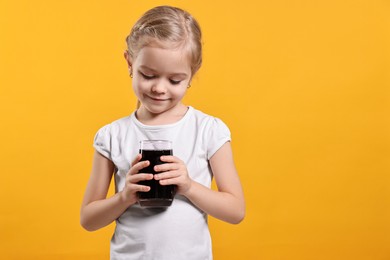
140, 72, 155, 80
169, 79, 181, 85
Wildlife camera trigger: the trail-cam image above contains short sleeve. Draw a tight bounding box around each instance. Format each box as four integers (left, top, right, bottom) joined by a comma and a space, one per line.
206, 117, 231, 160
93, 124, 112, 160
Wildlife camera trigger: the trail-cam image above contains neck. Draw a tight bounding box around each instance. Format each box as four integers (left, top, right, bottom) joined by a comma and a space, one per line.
136, 104, 189, 125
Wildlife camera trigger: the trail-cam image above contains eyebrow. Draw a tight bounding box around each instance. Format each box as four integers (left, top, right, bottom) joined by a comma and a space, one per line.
139, 65, 189, 77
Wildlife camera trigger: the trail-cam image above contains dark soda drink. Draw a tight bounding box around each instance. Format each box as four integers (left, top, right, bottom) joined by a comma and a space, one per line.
138, 141, 176, 207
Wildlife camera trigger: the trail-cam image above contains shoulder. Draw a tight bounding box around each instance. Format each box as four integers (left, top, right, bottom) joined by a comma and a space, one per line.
190, 107, 227, 124
93, 113, 134, 145
96, 113, 134, 134
189, 107, 231, 159
190, 107, 231, 133
93, 113, 134, 159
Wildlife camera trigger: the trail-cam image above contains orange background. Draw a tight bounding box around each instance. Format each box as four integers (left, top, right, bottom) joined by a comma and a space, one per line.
0, 0, 389, 259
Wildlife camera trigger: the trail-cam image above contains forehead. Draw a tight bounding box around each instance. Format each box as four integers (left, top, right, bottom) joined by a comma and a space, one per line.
134, 45, 192, 75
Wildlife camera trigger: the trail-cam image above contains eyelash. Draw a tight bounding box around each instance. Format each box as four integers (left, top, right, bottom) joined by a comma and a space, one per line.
140, 72, 155, 80
170, 79, 181, 85
140, 72, 182, 85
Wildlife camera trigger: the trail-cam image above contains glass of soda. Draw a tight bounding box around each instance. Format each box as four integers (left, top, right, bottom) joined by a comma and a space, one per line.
138, 140, 176, 207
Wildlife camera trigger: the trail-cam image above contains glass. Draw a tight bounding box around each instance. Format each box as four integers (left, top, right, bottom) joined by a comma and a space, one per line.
138, 140, 176, 207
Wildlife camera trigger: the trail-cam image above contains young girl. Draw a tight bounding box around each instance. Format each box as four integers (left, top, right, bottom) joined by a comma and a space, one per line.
80, 5, 245, 259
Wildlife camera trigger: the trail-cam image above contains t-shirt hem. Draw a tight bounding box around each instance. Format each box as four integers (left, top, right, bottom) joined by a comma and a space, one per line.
207, 138, 231, 160
93, 144, 111, 160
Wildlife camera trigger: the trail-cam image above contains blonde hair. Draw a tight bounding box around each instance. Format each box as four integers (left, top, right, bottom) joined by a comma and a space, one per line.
126, 6, 202, 76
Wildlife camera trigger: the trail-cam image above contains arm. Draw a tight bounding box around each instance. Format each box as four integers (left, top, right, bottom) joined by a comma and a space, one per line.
80, 151, 153, 231
156, 142, 245, 224
185, 142, 245, 224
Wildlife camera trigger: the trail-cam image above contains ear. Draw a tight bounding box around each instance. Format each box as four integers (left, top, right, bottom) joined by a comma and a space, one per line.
124, 50, 132, 69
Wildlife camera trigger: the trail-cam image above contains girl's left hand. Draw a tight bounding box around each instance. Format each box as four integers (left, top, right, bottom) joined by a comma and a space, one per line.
153, 155, 192, 195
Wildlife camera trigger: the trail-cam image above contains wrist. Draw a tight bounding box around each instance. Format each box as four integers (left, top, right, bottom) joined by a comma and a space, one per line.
118, 190, 136, 207
181, 180, 196, 199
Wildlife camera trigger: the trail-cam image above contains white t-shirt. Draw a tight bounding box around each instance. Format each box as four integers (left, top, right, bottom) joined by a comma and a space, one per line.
93, 106, 231, 260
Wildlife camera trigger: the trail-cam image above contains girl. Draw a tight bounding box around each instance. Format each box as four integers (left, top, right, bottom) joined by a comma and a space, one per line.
80, 5, 245, 260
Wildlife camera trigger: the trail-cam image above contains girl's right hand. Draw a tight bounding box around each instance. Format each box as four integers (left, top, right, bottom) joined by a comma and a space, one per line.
120, 154, 153, 205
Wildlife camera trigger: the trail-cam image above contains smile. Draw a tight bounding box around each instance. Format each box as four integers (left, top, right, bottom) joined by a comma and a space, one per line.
148, 96, 169, 102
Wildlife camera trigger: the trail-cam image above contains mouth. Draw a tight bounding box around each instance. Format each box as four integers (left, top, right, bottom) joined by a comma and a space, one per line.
148, 96, 169, 102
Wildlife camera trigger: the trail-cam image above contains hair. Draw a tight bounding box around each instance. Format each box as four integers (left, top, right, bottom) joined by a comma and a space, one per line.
126, 6, 202, 76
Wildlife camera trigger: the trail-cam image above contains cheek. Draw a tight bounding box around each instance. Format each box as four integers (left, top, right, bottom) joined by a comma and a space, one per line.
173, 86, 188, 98
131, 80, 143, 97
131, 80, 138, 91
132, 79, 147, 92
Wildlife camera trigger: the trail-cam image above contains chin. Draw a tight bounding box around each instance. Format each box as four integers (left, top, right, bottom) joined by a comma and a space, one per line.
145, 104, 173, 114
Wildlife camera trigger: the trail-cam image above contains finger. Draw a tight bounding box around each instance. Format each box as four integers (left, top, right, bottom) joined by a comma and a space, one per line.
128, 173, 154, 183
154, 170, 180, 181
129, 160, 150, 175
159, 155, 180, 163
131, 154, 142, 167
158, 176, 181, 186
129, 183, 151, 192
154, 163, 179, 173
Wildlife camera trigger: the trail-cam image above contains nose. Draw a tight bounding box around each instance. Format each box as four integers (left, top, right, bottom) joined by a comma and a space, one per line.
151, 80, 167, 94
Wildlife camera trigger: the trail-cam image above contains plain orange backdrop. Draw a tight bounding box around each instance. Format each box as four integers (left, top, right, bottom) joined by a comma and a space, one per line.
0, 0, 389, 259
